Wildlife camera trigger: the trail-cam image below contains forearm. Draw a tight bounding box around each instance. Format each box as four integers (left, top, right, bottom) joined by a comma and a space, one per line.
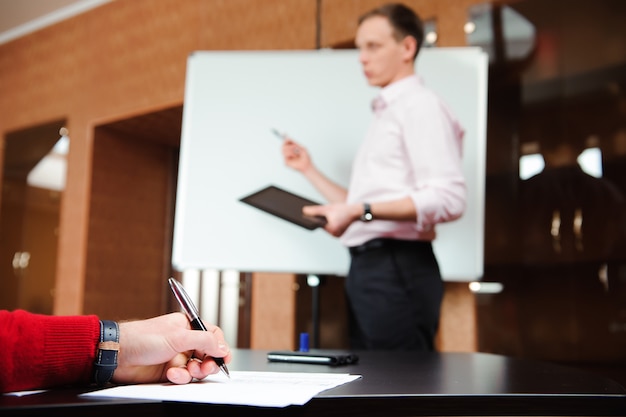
302, 165, 348, 203
303, 197, 417, 238
369, 196, 417, 221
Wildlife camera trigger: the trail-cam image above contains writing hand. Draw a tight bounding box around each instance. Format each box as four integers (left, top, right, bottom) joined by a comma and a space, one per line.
112, 312, 231, 385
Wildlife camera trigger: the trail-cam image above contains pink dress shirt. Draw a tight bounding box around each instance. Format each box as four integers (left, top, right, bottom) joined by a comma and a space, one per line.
340, 74, 466, 248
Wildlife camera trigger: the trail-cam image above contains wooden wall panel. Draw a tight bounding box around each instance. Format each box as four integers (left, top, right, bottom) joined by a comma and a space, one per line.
85, 125, 176, 320
438, 282, 477, 352
199, 0, 317, 50
250, 272, 297, 349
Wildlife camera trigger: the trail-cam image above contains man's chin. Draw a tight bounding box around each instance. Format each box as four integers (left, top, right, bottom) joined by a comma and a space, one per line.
366, 78, 383, 87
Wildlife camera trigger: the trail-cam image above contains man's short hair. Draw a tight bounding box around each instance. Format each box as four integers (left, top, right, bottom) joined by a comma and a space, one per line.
358, 3, 424, 60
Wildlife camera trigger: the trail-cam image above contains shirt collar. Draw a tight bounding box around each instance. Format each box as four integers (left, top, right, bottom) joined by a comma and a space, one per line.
371, 74, 422, 115
379, 74, 422, 106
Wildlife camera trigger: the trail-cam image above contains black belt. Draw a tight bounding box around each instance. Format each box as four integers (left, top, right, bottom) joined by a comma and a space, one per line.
348, 238, 390, 256
349, 238, 431, 256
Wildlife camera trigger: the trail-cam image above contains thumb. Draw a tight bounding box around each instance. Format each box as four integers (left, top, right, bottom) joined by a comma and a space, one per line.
303, 205, 323, 217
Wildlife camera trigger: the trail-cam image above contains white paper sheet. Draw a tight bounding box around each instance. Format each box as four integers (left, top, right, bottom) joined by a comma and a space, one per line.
82, 371, 361, 408
3, 389, 48, 397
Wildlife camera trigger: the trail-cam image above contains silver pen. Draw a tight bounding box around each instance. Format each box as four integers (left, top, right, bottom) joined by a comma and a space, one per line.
271, 128, 285, 140
168, 277, 230, 378
271, 128, 300, 154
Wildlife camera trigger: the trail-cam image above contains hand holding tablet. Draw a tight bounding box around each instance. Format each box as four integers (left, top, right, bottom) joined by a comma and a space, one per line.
239, 185, 327, 230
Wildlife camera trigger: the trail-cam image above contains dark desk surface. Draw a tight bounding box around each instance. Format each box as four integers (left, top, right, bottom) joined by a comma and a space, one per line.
2, 349, 625, 416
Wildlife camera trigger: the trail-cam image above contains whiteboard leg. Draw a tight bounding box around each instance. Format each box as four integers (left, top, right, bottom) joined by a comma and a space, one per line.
307, 275, 322, 348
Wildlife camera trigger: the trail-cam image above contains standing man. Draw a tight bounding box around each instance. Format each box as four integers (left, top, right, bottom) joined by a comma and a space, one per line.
282, 3, 466, 350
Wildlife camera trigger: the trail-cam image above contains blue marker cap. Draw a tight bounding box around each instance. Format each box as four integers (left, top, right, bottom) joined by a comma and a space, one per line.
299, 332, 310, 352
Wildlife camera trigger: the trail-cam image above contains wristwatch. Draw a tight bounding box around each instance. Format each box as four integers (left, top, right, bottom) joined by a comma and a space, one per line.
360, 203, 373, 222
93, 320, 120, 386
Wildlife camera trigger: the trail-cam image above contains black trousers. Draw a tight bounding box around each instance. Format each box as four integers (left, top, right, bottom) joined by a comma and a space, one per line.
346, 238, 443, 351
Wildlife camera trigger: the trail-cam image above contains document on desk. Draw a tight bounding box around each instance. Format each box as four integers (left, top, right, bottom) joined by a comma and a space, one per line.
82, 371, 361, 408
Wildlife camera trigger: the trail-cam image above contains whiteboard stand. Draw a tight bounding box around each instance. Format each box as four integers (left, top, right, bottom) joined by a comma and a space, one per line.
306, 274, 322, 348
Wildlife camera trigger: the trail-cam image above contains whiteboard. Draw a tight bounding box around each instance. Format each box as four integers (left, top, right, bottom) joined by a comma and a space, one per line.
173, 48, 487, 281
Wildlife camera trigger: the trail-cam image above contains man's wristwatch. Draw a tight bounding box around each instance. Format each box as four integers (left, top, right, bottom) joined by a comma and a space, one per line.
93, 320, 120, 386
360, 203, 373, 222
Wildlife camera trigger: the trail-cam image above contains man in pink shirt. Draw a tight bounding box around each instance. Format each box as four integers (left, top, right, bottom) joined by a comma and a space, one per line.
282, 3, 466, 350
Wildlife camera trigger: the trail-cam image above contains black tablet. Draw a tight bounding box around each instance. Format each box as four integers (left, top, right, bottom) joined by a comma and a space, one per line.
239, 185, 327, 230
267, 350, 359, 366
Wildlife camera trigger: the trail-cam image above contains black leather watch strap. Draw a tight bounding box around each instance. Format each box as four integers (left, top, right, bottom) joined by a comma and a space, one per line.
93, 320, 119, 386
360, 202, 373, 222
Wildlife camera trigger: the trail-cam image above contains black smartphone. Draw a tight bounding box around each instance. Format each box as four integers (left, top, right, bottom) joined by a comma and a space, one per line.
267, 350, 359, 366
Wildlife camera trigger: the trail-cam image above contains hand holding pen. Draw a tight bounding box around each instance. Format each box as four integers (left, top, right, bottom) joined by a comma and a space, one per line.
168, 277, 231, 378
109, 311, 231, 385
274, 128, 312, 174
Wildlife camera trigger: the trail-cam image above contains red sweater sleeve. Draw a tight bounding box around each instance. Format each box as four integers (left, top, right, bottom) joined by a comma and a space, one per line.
0, 309, 100, 393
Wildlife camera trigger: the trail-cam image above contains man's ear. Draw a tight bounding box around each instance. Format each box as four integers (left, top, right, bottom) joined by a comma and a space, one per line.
402, 36, 417, 61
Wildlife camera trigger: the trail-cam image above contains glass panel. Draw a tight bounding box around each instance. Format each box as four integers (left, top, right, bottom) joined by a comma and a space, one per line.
0, 121, 66, 314
471, 0, 626, 373
466, 3, 536, 62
